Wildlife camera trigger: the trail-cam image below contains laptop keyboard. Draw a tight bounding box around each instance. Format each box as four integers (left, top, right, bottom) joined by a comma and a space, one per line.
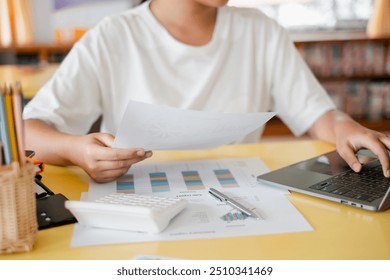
309, 164, 390, 202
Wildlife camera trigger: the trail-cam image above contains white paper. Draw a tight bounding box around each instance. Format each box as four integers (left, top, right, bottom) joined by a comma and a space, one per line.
69, 158, 312, 248
113, 101, 275, 150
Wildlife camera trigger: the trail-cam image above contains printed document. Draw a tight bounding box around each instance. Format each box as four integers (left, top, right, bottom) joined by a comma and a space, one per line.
69, 158, 313, 247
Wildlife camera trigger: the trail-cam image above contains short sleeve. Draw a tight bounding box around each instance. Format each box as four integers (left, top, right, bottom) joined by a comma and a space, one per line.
23, 29, 103, 135
268, 26, 336, 136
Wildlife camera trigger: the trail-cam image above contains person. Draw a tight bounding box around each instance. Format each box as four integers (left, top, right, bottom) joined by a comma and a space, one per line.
23, 0, 390, 183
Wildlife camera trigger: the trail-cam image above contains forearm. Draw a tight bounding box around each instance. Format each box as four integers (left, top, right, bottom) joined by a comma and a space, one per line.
24, 119, 79, 166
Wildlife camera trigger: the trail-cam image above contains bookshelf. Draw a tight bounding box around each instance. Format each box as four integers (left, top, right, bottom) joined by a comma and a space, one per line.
263, 32, 390, 137
0, 42, 73, 64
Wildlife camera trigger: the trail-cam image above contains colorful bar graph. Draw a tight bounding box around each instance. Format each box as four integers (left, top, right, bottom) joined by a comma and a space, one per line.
214, 169, 239, 188
116, 174, 135, 193
150, 172, 170, 193
182, 170, 205, 190
221, 211, 248, 223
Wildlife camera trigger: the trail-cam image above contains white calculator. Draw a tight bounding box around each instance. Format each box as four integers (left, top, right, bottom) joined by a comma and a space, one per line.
65, 193, 187, 233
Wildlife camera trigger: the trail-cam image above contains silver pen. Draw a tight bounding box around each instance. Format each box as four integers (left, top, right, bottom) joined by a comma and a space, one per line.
209, 188, 260, 219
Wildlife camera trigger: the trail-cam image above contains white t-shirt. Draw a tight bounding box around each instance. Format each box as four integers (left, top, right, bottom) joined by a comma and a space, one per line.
23, 2, 336, 143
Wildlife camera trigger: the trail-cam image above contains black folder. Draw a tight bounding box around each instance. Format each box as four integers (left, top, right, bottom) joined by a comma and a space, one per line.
35, 175, 77, 230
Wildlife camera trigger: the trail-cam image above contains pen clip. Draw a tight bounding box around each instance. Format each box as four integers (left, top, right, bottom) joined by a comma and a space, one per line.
209, 188, 226, 202
209, 188, 261, 220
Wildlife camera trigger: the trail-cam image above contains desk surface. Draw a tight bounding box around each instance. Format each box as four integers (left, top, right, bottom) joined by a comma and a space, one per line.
1, 140, 390, 260
0, 64, 57, 99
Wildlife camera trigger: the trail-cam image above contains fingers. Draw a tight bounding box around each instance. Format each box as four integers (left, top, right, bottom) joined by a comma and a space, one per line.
93, 133, 115, 147
89, 166, 130, 183
90, 133, 152, 161
98, 152, 152, 170
101, 148, 153, 162
78, 133, 154, 183
337, 143, 362, 173
86, 153, 153, 183
377, 135, 390, 177
338, 132, 390, 177
357, 134, 390, 177
380, 134, 390, 151
95, 144, 152, 161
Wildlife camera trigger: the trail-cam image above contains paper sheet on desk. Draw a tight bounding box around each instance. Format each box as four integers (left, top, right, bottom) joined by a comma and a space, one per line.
113, 101, 275, 150
69, 158, 312, 248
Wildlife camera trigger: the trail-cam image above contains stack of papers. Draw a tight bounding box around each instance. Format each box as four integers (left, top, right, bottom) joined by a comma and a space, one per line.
71, 157, 312, 247
69, 102, 312, 247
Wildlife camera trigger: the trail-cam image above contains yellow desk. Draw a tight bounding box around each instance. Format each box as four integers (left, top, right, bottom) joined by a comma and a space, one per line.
1, 140, 390, 260
0, 64, 57, 99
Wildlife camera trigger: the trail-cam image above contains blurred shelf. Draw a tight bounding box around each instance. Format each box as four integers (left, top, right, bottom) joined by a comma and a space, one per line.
0, 42, 73, 64
291, 31, 389, 44
263, 117, 390, 137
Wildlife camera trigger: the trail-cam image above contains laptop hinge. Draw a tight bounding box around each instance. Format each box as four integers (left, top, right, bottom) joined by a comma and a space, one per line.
378, 187, 390, 211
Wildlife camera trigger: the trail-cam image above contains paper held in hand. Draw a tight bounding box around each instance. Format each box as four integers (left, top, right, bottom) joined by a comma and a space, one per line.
113, 101, 275, 150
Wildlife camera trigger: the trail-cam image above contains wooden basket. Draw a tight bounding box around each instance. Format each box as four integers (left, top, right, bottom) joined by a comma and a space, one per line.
0, 163, 37, 254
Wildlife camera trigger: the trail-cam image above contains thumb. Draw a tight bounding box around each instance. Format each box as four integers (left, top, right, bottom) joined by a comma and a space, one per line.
93, 133, 115, 148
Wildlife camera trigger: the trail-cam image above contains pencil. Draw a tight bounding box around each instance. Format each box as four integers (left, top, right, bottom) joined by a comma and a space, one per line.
13, 82, 25, 165
0, 141, 3, 166
4, 85, 19, 163
0, 85, 12, 165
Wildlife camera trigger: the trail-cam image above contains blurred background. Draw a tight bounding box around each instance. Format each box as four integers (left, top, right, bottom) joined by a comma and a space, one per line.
0, 0, 389, 137
0, 0, 382, 45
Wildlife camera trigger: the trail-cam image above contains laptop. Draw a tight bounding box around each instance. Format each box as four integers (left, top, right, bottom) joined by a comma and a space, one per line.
257, 149, 390, 211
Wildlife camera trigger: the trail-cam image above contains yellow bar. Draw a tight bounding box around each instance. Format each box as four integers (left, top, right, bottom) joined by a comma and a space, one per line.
4, 85, 19, 163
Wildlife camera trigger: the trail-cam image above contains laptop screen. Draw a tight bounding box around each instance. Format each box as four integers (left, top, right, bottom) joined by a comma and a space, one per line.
295, 151, 377, 176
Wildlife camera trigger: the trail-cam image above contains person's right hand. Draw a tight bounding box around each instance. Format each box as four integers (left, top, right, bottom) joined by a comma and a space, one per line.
70, 133, 152, 183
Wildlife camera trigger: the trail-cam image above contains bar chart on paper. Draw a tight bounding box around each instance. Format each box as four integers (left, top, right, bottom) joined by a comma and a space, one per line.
214, 169, 239, 188
117, 174, 135, 193
221, 210, 249, 223
150, 172, 170, 193
75, 157, 313, 248
116, 158, 262, 194
182, 171, 205, 190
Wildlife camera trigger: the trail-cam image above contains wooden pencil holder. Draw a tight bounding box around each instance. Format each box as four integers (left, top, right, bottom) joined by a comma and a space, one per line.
0, 163, 37, 254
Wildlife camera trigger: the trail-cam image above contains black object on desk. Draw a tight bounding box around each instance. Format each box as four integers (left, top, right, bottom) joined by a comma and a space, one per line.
35, 175, 77, 230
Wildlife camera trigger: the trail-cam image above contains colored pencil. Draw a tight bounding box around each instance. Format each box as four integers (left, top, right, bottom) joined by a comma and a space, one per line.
0, 85, 12, 165
13, 81, 25, 165
4, 85, 19, 163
